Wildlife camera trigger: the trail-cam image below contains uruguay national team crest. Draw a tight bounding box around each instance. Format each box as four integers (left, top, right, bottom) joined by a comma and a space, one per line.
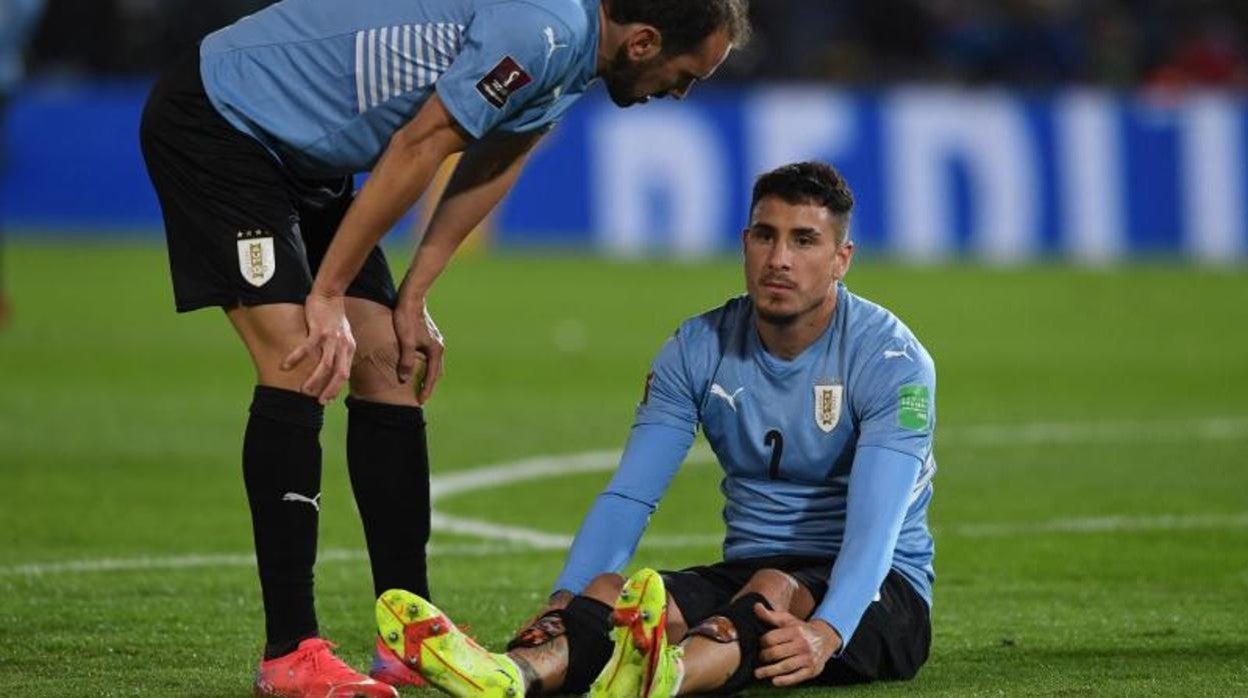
237, 231, 275, 287
814, 384, 843, 433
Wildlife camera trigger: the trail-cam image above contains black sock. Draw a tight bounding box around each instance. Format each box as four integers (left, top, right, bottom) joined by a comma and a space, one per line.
346, 397, 431, 599
244, 386, 324, 659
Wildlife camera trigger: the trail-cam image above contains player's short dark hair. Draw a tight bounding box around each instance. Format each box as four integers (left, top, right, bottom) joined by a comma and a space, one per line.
606, 0, 752, 56
750, 162, 855, 243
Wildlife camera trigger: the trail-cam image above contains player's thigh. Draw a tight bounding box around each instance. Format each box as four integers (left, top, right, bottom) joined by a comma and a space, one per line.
816, 570, 931, 684
142, 50, 314, 315
345, 297, 418, 406
299, 183, 399, 312
226, 303, 318, 392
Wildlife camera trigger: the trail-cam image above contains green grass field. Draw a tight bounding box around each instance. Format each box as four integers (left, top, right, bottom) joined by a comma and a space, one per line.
2, 242, 1246, 696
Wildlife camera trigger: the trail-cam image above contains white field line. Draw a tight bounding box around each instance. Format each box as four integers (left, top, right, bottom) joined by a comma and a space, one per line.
940, 415, 1248, 447
4, 416, 1246, 578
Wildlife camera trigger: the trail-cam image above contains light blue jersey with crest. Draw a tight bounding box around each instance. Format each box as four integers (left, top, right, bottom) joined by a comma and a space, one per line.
555, 283, 937, 643
200, 0, 599, 176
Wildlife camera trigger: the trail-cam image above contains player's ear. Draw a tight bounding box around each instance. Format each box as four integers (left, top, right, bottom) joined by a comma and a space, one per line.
626, 25, 663, 61
834, 240, 855, 280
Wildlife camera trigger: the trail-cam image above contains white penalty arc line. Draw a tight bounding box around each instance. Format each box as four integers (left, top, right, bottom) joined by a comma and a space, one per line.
4, 415, 1247, 577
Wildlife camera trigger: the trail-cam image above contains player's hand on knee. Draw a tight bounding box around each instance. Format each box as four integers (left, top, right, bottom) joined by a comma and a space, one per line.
394, 296, 444, 404
283, 293, 355, 404
754, 605, 841, 687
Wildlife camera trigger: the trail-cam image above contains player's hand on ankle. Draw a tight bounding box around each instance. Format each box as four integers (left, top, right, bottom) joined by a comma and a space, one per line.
753, 605, 842, 687
284, 293, 355, 405
394, 295, 444, 404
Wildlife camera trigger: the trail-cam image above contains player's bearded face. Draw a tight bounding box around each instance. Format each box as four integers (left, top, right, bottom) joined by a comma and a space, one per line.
603, 45, 665, 107
603, 28, 732, 107
743, 198, 852, 325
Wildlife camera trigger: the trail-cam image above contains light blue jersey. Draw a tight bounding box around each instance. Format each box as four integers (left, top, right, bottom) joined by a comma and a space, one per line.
200, 0, 599, 176
554, 283, 937, 644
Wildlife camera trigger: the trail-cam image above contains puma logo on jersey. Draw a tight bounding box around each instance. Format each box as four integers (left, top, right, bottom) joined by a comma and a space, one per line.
282, 492, 321, 512
543, 26, 568, 58
710, 384, 745, 412
883, 348, 912, 361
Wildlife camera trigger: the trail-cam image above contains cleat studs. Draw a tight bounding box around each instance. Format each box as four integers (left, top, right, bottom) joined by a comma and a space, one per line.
431, 622, 443, 634
407, 604, 420, 616
387, 631, 400, 642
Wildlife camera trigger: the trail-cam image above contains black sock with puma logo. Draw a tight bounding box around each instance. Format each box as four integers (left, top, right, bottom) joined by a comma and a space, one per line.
345, 397, 431, 600
244, 385, 324, 659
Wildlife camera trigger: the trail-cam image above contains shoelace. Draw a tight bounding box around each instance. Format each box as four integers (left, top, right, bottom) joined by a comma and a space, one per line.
296, 640, 366, 684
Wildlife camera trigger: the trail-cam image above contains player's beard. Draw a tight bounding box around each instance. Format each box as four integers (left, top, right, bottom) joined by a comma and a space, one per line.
754, 288, 832, 327
602, 45, 661, 107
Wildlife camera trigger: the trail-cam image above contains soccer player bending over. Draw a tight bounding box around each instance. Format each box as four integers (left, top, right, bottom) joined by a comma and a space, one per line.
377, 161, 937, 696
140, 0, 748, 695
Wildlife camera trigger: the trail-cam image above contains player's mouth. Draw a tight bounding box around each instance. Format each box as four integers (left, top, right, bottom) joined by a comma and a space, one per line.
761, 277, 796, 291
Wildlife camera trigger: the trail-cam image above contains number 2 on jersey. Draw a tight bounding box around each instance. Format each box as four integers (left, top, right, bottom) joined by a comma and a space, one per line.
765, 429, 784, 480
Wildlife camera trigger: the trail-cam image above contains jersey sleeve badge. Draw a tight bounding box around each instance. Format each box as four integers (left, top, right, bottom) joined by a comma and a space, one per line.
898, 385, 931, 431
475, 55, 532, 108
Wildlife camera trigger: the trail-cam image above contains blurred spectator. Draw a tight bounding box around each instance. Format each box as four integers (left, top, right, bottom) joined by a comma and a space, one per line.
1148, 9, 1248, 88
12, 0, 1248, 89
1, 0, 46, 328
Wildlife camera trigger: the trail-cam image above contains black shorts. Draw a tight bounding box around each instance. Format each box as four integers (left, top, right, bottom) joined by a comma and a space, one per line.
139, 48, 396, 313
660, 555, 931, 685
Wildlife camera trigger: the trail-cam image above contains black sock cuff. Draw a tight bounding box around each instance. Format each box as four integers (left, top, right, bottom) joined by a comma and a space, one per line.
557, 595, 616, 694
345, 396, 425, 429
251, 386, 324, 429
565, 595, 613, 628
719, 592, 774, 693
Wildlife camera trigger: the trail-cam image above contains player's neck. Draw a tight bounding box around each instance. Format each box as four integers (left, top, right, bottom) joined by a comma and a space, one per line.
755, 293, 838, 361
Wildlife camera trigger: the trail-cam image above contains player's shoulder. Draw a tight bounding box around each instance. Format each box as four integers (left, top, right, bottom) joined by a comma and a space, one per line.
476, 0, 590, 37
842, 285, 935, 372
674, 294, 753, 349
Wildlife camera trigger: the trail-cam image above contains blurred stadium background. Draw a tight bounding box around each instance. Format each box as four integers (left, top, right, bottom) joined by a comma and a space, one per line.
2, 1, 1246, 695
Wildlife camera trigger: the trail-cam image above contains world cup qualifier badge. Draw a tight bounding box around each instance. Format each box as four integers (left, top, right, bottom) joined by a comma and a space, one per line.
476, 55, 532, 108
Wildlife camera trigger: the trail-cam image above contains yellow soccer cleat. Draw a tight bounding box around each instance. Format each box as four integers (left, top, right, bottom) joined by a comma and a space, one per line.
375, 589, 523, 698
589, 568, 682, 698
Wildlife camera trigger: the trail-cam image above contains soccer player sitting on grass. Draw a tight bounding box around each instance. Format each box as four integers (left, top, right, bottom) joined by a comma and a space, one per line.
140, 0, 748, 695
375, 161, 937, 696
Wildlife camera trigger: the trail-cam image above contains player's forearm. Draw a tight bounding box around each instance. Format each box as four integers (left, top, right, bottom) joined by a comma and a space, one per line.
814, 446, 920, 645
311, 98, 468, 297
553, 492, 654, 594
552, 423, 694, 593
400, 133, 540, 301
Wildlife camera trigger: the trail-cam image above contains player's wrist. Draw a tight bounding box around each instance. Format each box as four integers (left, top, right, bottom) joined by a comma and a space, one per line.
309, 277, 348, 300
811, 619, 843, 650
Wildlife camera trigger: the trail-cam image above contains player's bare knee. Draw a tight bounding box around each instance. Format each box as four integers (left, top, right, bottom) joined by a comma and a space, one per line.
581, 573, 626, 605
348, 340, 416, 405
738, 568, 799, 609
226, 305, 316, 391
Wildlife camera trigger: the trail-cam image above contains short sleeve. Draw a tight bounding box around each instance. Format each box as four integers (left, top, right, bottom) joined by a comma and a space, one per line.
633, 331, 700, 433
434, 2, 572, 138
853, 338, 936, 461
